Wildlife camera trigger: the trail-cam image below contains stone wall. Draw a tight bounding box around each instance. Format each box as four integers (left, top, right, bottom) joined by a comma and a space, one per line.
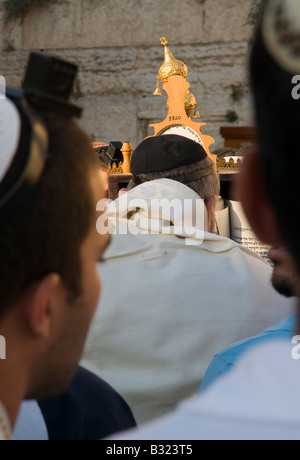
0, 0, 255, 149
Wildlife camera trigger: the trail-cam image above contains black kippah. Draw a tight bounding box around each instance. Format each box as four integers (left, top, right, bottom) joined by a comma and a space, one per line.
131, 135, 207, 175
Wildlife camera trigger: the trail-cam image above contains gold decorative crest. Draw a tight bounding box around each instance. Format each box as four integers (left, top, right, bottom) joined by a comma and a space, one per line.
217, 157, 242, 171
108, 162, 124, 175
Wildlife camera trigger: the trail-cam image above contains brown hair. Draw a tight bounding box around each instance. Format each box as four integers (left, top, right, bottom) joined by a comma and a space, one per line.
0, 112, 98, 318
128, 156, 220, 199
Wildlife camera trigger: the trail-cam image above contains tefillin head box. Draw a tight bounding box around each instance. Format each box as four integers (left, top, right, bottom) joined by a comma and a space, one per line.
22, 52, 77, 100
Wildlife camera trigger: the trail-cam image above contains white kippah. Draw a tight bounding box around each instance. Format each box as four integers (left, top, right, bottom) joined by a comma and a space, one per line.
0, 99, 21, 183
263, 0, 300, 74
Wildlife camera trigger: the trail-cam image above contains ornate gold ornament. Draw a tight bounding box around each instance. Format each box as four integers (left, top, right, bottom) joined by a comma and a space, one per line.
154, 38, 200, 119
108, 162, 124, 175
217, 157, 242, 171
151, 37, 215, 163
107, 142, 133, 175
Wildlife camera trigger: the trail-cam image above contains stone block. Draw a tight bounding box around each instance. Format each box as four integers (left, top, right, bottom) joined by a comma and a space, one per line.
137, 96, 168, 120
0, 0, 254, 152
79, 95, 138, 146
80, 0, 207, 48
23, 0, 81, 50
203, 0, 252, 43
77, 96, 99, 141
0, 3, 23, 52
0, 51, 28, 88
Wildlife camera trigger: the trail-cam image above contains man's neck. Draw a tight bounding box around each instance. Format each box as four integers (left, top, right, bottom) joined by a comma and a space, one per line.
0, 325, 29, 430
0, 360, 26, 430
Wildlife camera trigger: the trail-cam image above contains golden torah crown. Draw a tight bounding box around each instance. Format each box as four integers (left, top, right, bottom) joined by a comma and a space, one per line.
154, 37, 200, 119
154, 37, 188, 96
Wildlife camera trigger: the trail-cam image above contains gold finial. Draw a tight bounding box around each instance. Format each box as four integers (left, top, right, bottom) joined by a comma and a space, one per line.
121, 142, 133, 174
192, 109, 201, 119
153, 77, 162, 96
153, 37, 188, 96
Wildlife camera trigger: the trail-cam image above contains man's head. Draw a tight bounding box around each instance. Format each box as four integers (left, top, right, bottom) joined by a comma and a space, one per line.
0, 99, 109, 404
128, 135, 220, 232
238, 0, 300, 286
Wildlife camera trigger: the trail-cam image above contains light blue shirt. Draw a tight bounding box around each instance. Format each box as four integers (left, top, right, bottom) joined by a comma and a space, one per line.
200, 315, 296, 393
13, 401, 48, 441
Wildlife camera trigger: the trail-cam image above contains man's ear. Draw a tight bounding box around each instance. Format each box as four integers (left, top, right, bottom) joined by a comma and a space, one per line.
237, 150, 283, 246
24, 274, 62, 339
204, 195, 217, 232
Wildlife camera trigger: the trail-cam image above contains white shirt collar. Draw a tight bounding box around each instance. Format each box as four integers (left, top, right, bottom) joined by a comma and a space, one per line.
0, 402, 12, 441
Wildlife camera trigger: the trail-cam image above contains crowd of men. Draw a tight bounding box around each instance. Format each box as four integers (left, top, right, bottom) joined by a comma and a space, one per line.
1, 0, 300, 441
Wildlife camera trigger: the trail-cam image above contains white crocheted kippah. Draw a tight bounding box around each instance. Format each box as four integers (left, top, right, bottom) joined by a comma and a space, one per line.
263, 0, 300, 74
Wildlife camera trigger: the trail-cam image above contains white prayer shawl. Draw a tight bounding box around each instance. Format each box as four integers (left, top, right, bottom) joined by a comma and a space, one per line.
110, 340, 300, 440
100, 178, 208, 242
83, 179, 295, 424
